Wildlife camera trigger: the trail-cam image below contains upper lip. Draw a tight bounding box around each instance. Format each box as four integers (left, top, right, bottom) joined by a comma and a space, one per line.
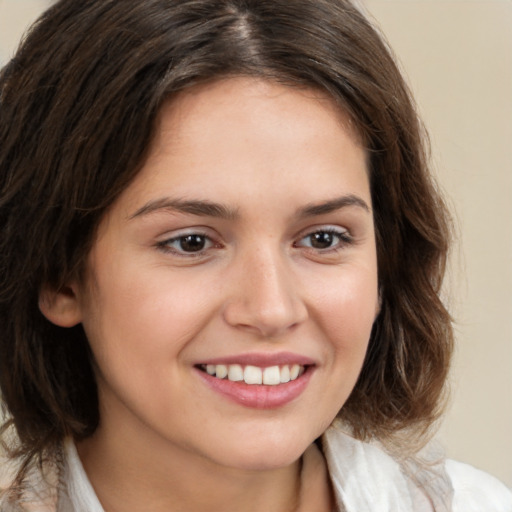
196, 352, 316, 367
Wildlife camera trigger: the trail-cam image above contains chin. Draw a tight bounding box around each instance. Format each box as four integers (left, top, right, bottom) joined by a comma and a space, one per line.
205, 427, 316, 472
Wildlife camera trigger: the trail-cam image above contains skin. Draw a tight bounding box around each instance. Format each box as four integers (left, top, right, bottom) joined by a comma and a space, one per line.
41, 77, 379, 512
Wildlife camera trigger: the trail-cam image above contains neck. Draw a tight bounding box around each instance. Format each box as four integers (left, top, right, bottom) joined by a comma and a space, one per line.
77, 423, 304, 512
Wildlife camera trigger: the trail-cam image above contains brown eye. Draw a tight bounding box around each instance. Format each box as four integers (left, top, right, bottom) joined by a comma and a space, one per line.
310, 232, 336, 249
178, 234, 207, 252
158, 233, 215, 255
295, 228, 352, 251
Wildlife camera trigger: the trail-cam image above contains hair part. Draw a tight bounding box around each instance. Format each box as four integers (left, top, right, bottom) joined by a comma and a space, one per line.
0, 0, 452, 473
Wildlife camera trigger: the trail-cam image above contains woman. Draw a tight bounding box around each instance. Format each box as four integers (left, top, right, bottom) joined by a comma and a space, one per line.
0, 1, 510, 511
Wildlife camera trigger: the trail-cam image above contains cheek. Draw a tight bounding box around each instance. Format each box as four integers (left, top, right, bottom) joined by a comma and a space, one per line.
80, 265, 220, 368
78, 275, 209, 417
310, 270, 377, 409
310, 265, 379, 343
301, 269, 378, 430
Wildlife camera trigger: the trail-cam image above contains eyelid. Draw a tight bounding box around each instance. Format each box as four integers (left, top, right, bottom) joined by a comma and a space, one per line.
295, 224, 351, 239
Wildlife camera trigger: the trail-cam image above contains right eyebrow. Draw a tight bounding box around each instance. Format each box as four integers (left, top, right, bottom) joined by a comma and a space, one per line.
296, 194, 371, 218
128, 197, 239, 221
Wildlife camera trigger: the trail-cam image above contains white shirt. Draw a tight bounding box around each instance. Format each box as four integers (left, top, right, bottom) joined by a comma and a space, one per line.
322, 425, 512, 512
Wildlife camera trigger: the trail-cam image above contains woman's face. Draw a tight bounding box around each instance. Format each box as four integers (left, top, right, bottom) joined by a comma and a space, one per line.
73, 77, 379, 471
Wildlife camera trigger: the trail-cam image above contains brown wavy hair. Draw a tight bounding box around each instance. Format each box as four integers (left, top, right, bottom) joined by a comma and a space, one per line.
0, 0, 452, 469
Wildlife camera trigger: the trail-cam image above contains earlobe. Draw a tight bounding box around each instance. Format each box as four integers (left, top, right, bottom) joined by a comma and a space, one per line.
39, 284, 83, 327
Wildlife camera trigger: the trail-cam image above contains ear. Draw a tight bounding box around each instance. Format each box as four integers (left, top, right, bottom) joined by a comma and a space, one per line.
39, 283, 83, 327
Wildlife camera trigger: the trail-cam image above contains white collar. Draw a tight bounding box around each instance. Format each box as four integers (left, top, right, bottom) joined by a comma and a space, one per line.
61, 439, 104, 512
323, 424, 453, 512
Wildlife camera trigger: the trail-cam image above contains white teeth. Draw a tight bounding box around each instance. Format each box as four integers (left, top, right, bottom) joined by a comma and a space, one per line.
203, 363, 306, 385
263, 366, 280, 386
215, 364, 228, 379
228, 364, 243, 382
290, 364, 300, 380
244, 365, 263, 385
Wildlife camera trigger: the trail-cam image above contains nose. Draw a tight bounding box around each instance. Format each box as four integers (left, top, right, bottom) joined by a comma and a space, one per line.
222, 247, 308, 338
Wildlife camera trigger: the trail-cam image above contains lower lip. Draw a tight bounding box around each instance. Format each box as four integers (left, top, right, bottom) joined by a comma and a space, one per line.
195, 367, 314, 409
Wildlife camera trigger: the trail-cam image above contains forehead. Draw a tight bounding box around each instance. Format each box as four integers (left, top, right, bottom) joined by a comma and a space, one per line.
153, 77, 364, 156
110, 77, 370, 222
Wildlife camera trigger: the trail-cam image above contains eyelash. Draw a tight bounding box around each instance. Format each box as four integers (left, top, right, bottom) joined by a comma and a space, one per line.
156, 227, 353, 258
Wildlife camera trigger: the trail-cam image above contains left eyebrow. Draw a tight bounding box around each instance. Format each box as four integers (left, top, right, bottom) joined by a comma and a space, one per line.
296, 194, 371, 218
128, 197, 239, 220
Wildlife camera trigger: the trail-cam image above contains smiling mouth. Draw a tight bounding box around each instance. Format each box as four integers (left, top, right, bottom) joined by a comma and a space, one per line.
197, 364, 306, 386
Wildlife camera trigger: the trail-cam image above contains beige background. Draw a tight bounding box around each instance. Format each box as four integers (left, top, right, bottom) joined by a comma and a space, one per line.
1, 0, 511, 487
